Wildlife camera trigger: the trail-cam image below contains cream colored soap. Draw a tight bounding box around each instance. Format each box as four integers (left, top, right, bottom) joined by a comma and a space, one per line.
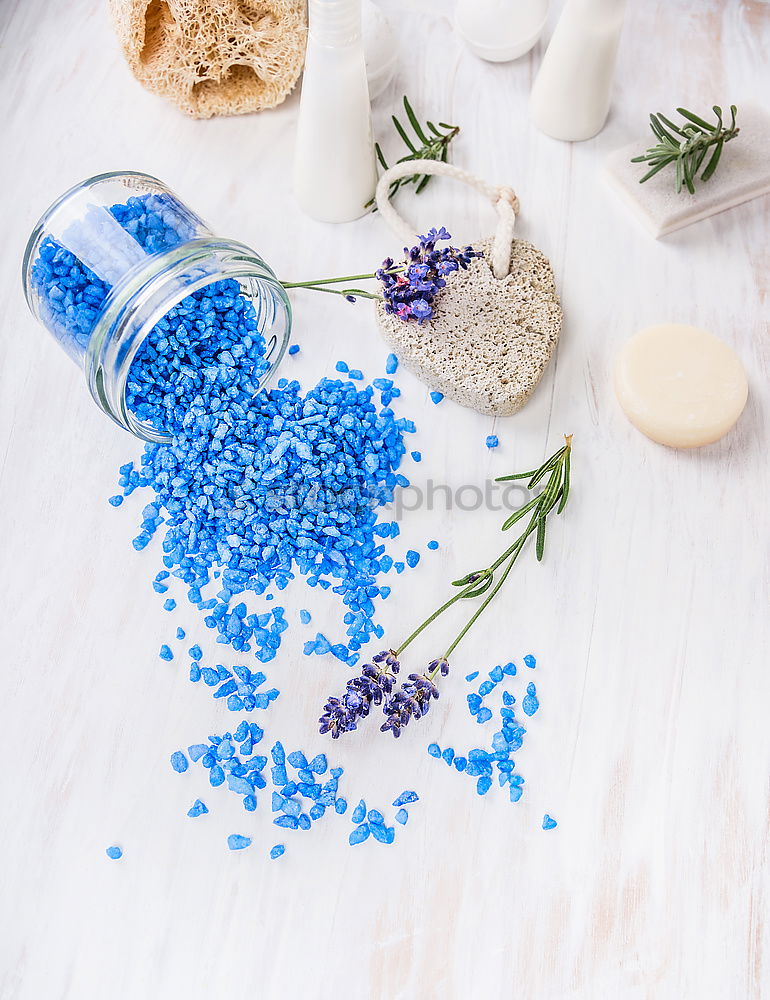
615, 324, 748, 448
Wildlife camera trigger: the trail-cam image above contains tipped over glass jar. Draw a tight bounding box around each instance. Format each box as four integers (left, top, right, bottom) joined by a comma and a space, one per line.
22, 171, 291, 443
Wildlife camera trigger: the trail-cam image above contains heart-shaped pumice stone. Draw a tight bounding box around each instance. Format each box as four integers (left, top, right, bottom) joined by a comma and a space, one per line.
375, 237, 562, 415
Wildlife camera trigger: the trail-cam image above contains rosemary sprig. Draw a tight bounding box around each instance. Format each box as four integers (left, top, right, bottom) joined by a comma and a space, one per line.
370, 95, 460, 207
631, 104, 739, 194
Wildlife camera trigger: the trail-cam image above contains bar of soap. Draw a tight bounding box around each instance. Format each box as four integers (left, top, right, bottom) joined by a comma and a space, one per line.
614, 324, 748, 448
605, 103, 770, 238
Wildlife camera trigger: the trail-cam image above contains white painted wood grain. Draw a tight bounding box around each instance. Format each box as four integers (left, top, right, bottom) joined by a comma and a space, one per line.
0, 1, 769, 997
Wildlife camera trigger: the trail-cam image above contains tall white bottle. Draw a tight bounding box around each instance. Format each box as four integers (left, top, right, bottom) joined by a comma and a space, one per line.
530, 0, 627, 142
294, 0, 377, 222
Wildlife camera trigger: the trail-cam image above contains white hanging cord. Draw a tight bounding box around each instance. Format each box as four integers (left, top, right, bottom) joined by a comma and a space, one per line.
374, 159, 519, 280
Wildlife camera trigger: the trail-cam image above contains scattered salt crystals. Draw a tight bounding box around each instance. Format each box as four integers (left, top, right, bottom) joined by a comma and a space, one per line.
429, 391, 444, 404
395, 809, 408, 825
405, 549, 420, 568
524, 654, 537, 669
299, 609, 311, 625
288, 344, 300, 356
427, 540, 439, 550
227, 834, 251, 850
542, 814, 557, 830
187, 799, 208, 818
270, 844, 286, 859
159, 644, 173, 661
170, 751, 188, 773
385, 353, 399, 375
485, 435, 499, 449
411, 450, 422, 462
105, 846, 122, 860
349, 824, 370, 845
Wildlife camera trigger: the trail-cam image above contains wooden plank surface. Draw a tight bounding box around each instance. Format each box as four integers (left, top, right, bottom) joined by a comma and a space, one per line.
0, 1, 768, 997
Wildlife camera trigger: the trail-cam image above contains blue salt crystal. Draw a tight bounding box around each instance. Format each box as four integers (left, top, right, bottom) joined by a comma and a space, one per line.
282, 798, 301, 818
392, 790, 419, 806
176, 627, 185, 640
351, 799, 366, 824
187, 799, 208, 818
270, 844, 285, 859
478, 680, 495, 697
405, 549, 420, 568
427, 743, 441, 758
309, 804, 325, 821
476, 707, 493, 724
271, 765, 288, 786
108, 495, 123, 507
395, 808, 408, 825
509, 784, 524, 803
442, 747, 455, 766
159, 644, 173, 661
348, 369, 363, 380
465, 671, 479, 682
523, 682, 539, 717
367, 809, 384, 825
274, 815, 299, 829
385, 353, 398, 374
524, 654, 537, 669
489, 665, 504, 683
227, 834, 251, 850
335, 798, 348, 814
271, 792, 284, 812
476, 776, 492, 795
454, 756, 467, 772
411, 451, 422, 462
502, 661, 517, 676
105, 846, 122, 860
170, 751, 188, 773
243, 795, 257, 811
299, 609, 311, 624
349, 823, 370, 845
429, 391, 444, 404
427, 540, 439, 549
335, 361, 349, 372
188, 743, 208, 762
370, 822, 394, 844
287, 751, 307, 769
288, 344, 300, 355
485, 435, 499, 448
309, 754, 327, 774
271, 742, 285, 764
502, 691, 515, 707
209, 765, 225, 787
163, 598, 176, 611
467, 693, 482, 715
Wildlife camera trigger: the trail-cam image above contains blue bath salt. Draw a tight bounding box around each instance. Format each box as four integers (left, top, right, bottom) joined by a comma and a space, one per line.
335, 361, 349, 373
395, 808, 408, 825
392, 790, 418, 806
465, 671, 479, 682
405, 550, 420, 568
485, 435, 499, 449
503, 661, 517, 676
542, 814, 558, 830
349, 824, 370, 845
227, 834, 252, 851
105, 845, 122, 860
385, 353, 398, 374
429, 391, 444, 404
163, 598, 176, 611
476, 707, 493, 724
427, 743, 441, 758
288, 344, 300, 355
427, 540, 439, 549
270, 844, 286, 859
170, 751, 188, 773
108, 495, 123, 507
299, 609, 311, 624
411, 451, 422, 462
187, 799, 208, 817
176, 627, 185, 640
159, 645, 173, 661
523, 682, 539, 716
524, 654, 537, 669
351, 799, 366, 824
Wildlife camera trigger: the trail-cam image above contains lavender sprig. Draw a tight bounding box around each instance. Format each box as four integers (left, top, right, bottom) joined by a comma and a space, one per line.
319, 438, 573, 740
280, 228, 480, 325
319, 650, 400, 738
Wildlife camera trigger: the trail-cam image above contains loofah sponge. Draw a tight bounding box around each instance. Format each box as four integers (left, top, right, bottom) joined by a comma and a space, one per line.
375, 237, 562, 416
109, 0, 306, 118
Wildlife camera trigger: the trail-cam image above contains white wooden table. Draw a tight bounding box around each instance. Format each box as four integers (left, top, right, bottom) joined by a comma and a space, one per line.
1, 1, 769, 997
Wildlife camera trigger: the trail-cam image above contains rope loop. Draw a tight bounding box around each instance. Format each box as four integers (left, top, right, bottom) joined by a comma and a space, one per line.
374, 159, 519, 279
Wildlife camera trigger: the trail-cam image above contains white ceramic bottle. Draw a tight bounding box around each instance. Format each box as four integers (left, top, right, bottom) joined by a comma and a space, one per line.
455, 0, 549, 63
530, 0, 627, 141
294, 0, 378, 222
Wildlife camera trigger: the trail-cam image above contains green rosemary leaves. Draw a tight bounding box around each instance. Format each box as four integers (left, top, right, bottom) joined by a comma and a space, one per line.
631, 105, 740, 194
373, 96, 460, 204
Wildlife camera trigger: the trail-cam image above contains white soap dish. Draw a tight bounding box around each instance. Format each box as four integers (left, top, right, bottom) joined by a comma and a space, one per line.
605, 102, 770, 238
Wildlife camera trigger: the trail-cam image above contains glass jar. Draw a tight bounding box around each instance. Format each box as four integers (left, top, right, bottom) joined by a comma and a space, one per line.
22, 171, 291, 444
